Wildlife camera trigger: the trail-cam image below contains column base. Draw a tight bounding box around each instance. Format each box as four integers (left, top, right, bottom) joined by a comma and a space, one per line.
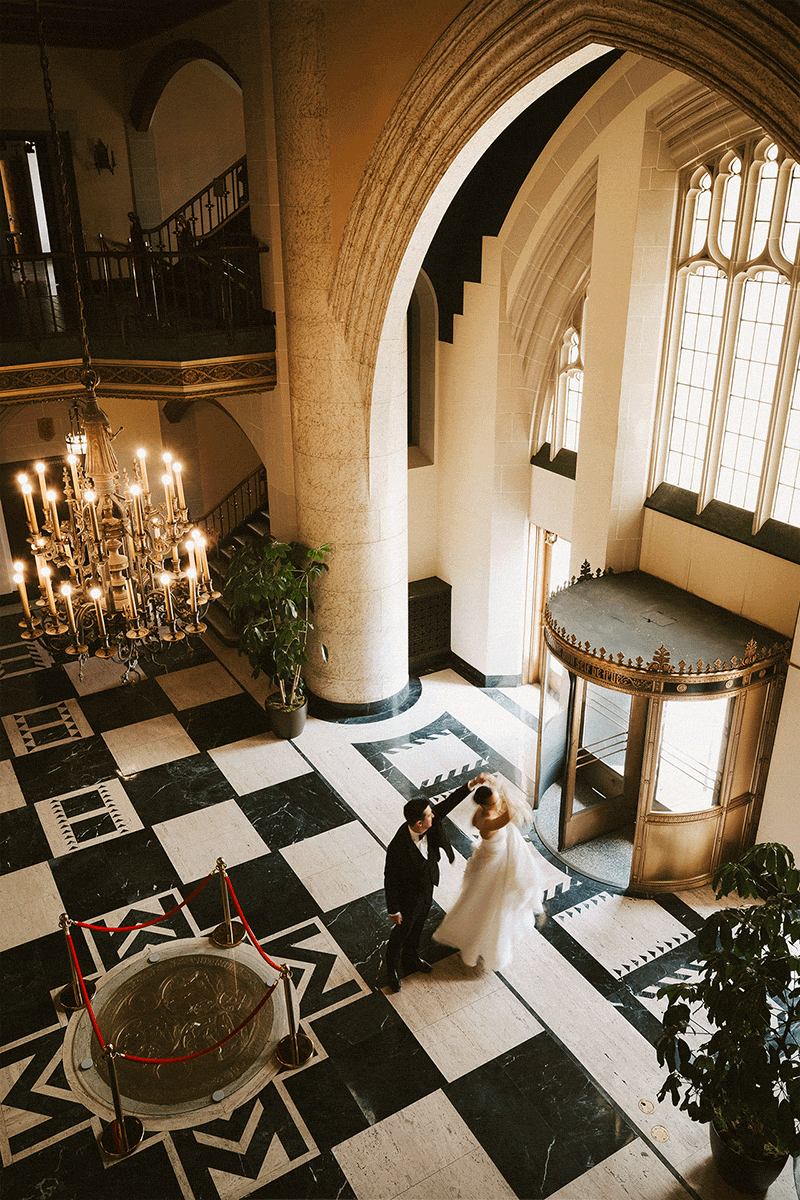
306, 678, 421, 723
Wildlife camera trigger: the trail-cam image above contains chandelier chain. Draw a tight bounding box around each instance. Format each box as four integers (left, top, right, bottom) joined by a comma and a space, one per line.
34, 0, 94, 384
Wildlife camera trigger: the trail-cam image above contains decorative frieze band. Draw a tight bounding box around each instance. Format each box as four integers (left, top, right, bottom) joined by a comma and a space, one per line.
0, 353, 277, 405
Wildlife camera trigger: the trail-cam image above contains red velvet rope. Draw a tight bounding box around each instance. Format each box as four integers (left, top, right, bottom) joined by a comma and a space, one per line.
63, 876, 283, 1066
225, 876, 282, 971
119, 977, 280, 1064
73, 871, 214, 932
66, 930, 106, 1049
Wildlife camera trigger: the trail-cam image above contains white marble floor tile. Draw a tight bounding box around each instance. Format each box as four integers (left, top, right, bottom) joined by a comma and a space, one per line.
200, 630, 271, 705
280, 821, 385, 911
209, 734, 308, 795
546, 1140, 695, 1199
553, 891, 693, 979
397, 1147, 517, 1200
102, 714, 198, 774
391, 959, 543, 1082
497, 683, 541, 720
0, 637, 53, 676
153, 799, 270, 884
290, 724, 410, 845
35, 778, 143, 856
0, 862, 65, 952
0, 758, 25, 812
334, 1090, 508, 1200
156, 661, 243, 710
63, 655, 126, 695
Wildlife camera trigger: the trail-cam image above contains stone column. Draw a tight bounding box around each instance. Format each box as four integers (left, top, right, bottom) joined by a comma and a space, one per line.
268, 0, 409, 709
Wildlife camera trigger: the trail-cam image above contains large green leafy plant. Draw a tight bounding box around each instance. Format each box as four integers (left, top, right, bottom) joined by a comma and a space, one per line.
223, 539, 331, 709
656, 842, 800, 1162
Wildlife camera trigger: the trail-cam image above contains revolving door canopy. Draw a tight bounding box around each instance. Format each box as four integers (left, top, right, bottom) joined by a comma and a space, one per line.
536, 567, 789, 893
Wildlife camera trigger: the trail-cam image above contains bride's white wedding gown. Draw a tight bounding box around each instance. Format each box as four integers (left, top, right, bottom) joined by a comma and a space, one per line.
433, 823, 544, 972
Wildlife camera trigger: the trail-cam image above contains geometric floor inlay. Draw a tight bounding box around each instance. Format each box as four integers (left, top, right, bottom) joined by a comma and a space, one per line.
34, 778, 143, 856
2, 699, 92, 756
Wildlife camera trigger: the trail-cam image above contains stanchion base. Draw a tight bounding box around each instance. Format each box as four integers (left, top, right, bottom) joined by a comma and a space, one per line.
275, 1031, 314, 1068
211, 920, 246, 948
59, 979, 96, 1010
100, 1115, 144, 1156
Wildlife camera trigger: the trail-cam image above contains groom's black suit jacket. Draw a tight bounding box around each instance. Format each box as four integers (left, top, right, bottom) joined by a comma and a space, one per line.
384, 783, 471, 918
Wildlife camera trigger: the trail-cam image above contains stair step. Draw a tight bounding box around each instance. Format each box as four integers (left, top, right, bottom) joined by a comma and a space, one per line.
245, 518, 271, 538
203, 599, 239, 646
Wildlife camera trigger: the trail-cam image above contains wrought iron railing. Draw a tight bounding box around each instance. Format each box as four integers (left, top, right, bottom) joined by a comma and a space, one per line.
144, 157, 249, 253
198, 464, 269, 549
1, 246, 272, 342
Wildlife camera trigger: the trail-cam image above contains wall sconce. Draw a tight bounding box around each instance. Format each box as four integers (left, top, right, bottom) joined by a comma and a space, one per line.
93, 138, 115, 174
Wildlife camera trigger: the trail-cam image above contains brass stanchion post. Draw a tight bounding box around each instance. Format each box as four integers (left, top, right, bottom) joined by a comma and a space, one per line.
99, 1042, 144, 1156
58, 912, 95, 1010
211, 857, 245, 947
275, 964, 313, 1067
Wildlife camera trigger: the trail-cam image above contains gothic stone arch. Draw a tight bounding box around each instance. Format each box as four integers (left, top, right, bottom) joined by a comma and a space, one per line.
331, 0, 800, 408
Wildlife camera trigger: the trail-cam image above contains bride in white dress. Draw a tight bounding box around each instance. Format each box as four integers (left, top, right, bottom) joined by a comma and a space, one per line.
433, 773, 544, 972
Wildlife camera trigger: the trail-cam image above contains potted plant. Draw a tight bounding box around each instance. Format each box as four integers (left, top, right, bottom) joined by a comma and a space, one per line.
223, 538, 331, 738
656, 842, 800, 1194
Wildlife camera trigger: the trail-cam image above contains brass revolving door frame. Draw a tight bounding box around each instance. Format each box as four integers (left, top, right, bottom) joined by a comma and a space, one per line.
537, 569, 789, 893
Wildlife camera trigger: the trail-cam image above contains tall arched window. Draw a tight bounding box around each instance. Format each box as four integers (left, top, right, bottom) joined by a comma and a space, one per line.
542, 298, 586, 461
652, 139, 800, 533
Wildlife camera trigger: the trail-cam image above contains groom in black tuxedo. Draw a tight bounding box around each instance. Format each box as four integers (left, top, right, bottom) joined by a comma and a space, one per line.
383, 776, 484, 992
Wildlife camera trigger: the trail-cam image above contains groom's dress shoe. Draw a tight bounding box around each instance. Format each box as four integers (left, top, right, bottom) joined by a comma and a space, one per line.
387, 967, 402, 993
404, 958, 433, 974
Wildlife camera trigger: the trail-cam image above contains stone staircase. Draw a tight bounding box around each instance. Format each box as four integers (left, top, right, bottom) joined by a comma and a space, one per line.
199, 466, 270, 646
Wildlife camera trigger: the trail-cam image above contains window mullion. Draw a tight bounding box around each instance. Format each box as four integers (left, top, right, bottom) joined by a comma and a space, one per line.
754, 274, 800, 530
698, 277, 745, 511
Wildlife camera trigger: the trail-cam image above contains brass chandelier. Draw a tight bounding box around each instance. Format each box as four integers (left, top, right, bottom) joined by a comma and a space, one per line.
13, 0, 216, 677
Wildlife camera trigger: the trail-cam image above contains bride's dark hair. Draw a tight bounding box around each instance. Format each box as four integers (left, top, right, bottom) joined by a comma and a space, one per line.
473, 785, 494, 806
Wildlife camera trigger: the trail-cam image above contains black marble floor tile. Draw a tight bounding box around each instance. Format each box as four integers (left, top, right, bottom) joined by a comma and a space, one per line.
0, 718, 12, 760
177, 691, 270, 750
0, 927, 96, 1044
0, 664, 77, 717
186, 852, 321, 940
10, 1124, 189, 1200
8, 733, 121, 804
498, 1032, 636, 1168
282, 1056, 369, 1150
120, 751, 236, 826
321, 892, 389, 989
446, 1051, 607, 1199
237, 771, 354, 850
50, 827, 181, 919
252, 1148, 357, 1199
310, 990, 446, 1123
74, 676, 176, 732
0, 802, 51, 873
137, 635, 216, 677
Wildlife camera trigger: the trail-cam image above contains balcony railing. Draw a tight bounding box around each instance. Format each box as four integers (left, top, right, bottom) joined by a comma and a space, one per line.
145, 157, 249, 253
1, 246, 272, 345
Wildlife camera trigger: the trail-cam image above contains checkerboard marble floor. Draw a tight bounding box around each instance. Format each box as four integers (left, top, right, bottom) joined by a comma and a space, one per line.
1, 603, 795, 1200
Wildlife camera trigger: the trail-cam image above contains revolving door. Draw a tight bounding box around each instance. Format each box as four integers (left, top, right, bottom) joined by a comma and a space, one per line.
535, 569, 788, 893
